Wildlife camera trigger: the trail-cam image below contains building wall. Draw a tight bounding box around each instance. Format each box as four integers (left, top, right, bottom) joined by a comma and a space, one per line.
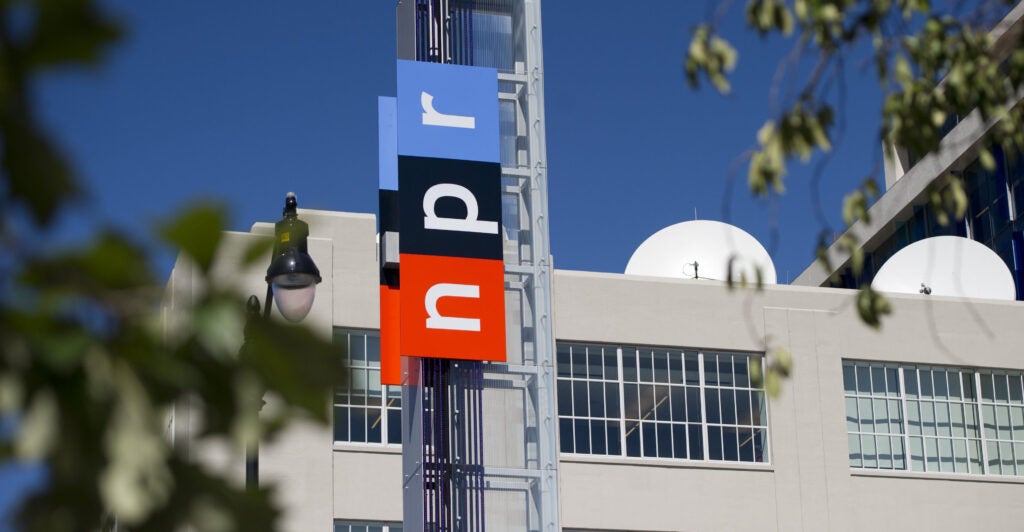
554, 270, 1024, 531
170, 211, 1024, 531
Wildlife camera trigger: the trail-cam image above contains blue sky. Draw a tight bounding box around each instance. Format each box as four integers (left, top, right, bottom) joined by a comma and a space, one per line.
4, 0, 891, 523
32, 1, 884, 282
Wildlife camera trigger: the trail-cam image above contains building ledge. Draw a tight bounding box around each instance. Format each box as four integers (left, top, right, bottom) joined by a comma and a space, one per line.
559, 453, 774, 473
332, 443, 402, 455
851, 468, 1024, 484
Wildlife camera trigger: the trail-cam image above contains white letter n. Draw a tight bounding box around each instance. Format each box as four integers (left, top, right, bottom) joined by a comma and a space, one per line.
425, 283, 481, 332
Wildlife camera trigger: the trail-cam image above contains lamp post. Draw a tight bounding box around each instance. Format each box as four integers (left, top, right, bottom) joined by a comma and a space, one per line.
242, 192, 322, 490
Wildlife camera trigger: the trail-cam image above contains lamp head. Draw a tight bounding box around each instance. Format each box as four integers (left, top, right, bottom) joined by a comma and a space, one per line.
266, 193, 321, 322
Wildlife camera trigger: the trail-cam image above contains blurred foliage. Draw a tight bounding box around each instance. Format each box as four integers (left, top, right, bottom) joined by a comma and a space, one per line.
685, 0, 1024, 336
0, 1, 343, 530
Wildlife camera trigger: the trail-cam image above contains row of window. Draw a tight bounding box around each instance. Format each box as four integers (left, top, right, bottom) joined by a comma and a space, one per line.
844, 361, 1024, 476
333, 330, 1024, 477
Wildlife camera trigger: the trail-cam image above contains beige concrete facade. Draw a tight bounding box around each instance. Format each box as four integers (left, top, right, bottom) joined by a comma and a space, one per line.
166, 210, 1024, 531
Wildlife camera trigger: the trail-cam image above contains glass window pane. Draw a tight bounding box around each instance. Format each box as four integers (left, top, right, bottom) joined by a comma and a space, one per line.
982, 374, 995, 401
722, 427, 739, 461
843, 364, 857, 393
625, 422, 640, 457
688, 424, 704, 460
705, 389, 721, 424
904, 368, 919, 397
557, 380, 571, 416
735, 356, 750, 388
907, 400, 921, 435
657, 423, 673, 458
571, 346, 587, 379
892, 436, 906, 470
654, 385, 670, 421
935, 402, 952, 437
938, 438, 954, 473
920, 370, 934, 398
910, 437, 925, 472
950, 403, 966, 437
672, 424, 688, 459
849, 433, 863, 467
557, 344, 571, 377
639, 349, 654, 383
736, 390, 751, 427
605, 383, 621, 419
873, 399, 889, 434
686, 387, 702, 423
877, 435, 893, 469
708, 426, 723, 461
604, 348, 619, 381
589, 382, 605, 418
846, 398, 859, 432
856, 365, 871, 394
872, 366, 887, 395
933, 369, 949, 398
368, 409, 382, 443
624, 384, 639, 420
720, 389, 737, 425
886, 367, 900, 398
996, 374, 1011, 403
685, 352, 700, 385
575, 420, 590, 454
704, 355, 719, 386
738, 427, 754, 462
590, 420, 607, 455
387, 410, 401, 445
653, 351, 669, 384
334, 407, 349, 441
984, 404, 997, 440
560, 419, 573, 453
862, 434, 877, 468
859, 398, 874, 433
607, 423, 622, 456
1010, 375, 1024, 404
925, 438, 939, 471
953, 439, 969, 473
622, 348, 638, 382
642, 422, 657, 457
719, 356, 735, 387
588, 349, 603, 380
573, 381, 589, 418
948, 371, 962, 400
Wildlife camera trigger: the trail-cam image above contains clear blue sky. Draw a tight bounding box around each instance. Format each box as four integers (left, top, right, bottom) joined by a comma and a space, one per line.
2, 1, 885, 523
33, 0, 884, 282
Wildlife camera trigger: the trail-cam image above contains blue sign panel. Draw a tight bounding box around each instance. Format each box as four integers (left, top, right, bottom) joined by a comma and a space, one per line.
378, 96, 398, 191
397, 60, 498, 163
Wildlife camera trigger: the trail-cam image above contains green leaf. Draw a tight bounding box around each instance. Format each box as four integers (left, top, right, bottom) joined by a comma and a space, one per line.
159, 204, 227, 273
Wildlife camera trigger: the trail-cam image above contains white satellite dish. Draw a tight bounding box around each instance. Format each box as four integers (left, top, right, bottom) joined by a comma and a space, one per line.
871, 236, 1016, 301
625, 220, 777, 284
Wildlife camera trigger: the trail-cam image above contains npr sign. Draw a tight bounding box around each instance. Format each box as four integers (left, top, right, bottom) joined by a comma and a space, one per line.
379, 60, 506, 381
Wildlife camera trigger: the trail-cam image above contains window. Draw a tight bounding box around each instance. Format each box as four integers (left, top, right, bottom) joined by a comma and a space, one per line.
556, 343, 769, 464
333, 329, 401, 445
334, 521, 403, 532
844, 361, 1024, 476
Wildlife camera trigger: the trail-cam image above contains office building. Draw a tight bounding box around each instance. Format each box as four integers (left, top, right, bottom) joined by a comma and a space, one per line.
164, 1, 1024, 530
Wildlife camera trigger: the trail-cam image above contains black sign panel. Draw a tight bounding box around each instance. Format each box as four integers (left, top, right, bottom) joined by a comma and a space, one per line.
398, 155, 502, 261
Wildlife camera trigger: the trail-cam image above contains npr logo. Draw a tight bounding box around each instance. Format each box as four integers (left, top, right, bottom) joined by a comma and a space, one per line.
394, 60, 505, 362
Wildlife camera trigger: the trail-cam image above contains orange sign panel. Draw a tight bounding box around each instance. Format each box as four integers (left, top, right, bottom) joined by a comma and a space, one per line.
399, 254, 506, 362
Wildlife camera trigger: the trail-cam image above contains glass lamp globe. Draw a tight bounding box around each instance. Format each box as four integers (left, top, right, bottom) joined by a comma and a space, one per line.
266, 249, 321, 322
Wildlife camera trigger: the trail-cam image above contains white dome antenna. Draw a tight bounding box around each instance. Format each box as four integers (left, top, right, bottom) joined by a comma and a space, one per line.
625, 220, 777, 284
871, 236, 1016, 300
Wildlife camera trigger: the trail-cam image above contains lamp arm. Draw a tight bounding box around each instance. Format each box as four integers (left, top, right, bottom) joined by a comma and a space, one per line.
263, 282, 274, 320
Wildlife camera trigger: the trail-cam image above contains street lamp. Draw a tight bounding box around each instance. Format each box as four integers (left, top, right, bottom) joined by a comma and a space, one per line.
244, 192, 322, 490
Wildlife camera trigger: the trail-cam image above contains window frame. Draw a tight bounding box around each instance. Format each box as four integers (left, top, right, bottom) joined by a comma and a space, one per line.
844, 360, 1024, 477
556, 342, 771, 465
333, 329, 402, 448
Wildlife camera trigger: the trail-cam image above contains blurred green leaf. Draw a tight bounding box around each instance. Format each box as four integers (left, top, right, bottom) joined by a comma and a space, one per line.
159, 204, 227, 273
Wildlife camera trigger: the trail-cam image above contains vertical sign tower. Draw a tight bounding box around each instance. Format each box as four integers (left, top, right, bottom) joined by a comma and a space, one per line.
388, 1, 559, 530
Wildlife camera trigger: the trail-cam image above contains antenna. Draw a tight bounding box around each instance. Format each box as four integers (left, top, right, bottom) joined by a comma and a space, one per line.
626, 220, 777, 284
871, 236, 1016, 300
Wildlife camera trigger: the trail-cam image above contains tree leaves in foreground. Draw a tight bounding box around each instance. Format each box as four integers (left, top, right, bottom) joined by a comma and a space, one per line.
0, 1, 343, 530
685, 0, 1023, 392
686, 0, 1023, 297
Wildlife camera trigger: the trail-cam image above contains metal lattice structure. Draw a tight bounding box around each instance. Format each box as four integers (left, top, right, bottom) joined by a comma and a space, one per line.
399, 0, 558, 530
